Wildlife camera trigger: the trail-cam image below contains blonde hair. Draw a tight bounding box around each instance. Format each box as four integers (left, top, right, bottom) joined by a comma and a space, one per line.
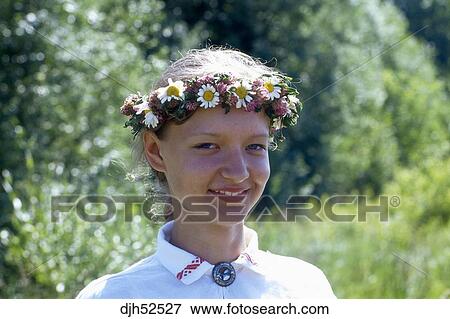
132, 47, 285, 221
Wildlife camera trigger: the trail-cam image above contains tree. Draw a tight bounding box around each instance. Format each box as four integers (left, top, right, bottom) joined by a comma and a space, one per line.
0, 0, 177, 297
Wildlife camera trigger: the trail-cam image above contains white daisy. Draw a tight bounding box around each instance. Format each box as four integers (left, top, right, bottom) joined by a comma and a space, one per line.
233, 81, 253, 108
144, 110, 159, 129
157, 78, 185, 103
197, 84, 220, 108
263, 78, 281, 100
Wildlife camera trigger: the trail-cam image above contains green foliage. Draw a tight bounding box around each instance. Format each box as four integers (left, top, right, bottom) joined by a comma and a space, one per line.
0, 0, 173, 297
254, 215, 449, 298
393, 0, 450, 76
1, 0, 448, 298
254, 160, 450, 298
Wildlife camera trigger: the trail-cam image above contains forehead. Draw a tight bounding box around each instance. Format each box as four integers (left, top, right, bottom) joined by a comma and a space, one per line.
166, 106, 270, 139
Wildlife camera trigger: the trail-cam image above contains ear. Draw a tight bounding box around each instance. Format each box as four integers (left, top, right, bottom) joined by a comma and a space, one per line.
143, 130, 166, 173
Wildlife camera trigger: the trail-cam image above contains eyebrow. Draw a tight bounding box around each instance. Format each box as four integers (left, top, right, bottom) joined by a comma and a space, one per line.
192, 132, 270, 138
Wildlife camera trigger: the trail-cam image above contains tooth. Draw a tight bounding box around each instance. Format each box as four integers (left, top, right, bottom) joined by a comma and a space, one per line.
210, 189, 246, 196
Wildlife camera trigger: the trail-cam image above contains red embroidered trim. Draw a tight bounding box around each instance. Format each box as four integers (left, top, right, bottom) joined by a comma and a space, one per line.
242, 252, 257, 265
176, 257, 205, 280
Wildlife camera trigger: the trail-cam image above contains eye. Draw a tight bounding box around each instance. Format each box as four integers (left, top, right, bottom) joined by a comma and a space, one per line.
194, 143, 218, 149
247, 144, 267, 151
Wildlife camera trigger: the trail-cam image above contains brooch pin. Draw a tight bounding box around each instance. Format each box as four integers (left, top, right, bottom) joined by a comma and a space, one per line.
212, 262, 236, 287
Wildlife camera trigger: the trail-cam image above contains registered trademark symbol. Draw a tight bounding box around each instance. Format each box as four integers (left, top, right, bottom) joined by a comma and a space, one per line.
390, 196, 400, 207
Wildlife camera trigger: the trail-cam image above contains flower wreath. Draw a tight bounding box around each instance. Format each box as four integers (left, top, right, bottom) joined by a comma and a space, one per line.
120, 73, 302, 149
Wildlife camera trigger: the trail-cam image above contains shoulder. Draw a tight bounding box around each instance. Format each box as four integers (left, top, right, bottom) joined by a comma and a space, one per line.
75, 273, 116, 299
257, 250, 337, 298
75, 253, 166, 299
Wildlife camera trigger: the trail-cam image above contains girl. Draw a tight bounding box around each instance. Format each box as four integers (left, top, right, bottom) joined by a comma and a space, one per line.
76, 48, 335, 299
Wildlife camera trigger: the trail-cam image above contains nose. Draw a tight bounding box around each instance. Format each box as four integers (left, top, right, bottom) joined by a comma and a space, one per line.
220, 147, 250, 183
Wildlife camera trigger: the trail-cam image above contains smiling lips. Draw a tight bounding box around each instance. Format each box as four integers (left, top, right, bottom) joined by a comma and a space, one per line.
208, 189, 249, 196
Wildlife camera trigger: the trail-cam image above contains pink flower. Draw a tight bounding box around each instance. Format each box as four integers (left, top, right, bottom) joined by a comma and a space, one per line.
274, 98, 289, 116
252, 78, 264, 91
258, 87, 270, 100
120, 104, 134, 116
198, 75, 214, 85
230, 94, 238, 107
156, 112, 166, 123
246, 100, 259, 112
185, 82, 199, 94
148, 108, 167, 125
217, 82, 228, 95
252, 81, 270, 101
120, 94, 140, 116
149, 92, 160, 105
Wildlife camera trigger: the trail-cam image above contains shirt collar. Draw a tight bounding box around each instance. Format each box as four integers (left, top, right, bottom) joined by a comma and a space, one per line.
155, 220, 261, 285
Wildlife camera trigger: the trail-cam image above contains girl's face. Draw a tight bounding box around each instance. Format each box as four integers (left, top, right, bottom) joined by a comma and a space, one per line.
153, 105, 271, 223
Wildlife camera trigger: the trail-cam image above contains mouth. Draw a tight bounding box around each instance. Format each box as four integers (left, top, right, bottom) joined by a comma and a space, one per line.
207, 189, 250, 197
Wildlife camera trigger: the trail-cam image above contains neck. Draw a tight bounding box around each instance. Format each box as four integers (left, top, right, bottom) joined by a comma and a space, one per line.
169, 220, 248, 265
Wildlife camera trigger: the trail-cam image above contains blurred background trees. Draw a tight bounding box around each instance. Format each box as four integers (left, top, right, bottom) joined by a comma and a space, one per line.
1, 0, 448, 297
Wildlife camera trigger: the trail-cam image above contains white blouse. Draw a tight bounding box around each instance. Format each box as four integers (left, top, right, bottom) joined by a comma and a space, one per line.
76, 221, 336, 299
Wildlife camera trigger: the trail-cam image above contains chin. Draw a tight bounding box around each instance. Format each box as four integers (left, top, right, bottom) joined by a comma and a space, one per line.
215, 208, 248, 224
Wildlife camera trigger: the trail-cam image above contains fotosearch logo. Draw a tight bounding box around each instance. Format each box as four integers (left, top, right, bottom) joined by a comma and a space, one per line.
50, 194, 399, 223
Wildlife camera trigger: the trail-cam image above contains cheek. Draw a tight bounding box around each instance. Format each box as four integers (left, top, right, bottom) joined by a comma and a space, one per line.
246, 158, 270, 209
250, 157, 271, 188
165, 157, 215, 194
